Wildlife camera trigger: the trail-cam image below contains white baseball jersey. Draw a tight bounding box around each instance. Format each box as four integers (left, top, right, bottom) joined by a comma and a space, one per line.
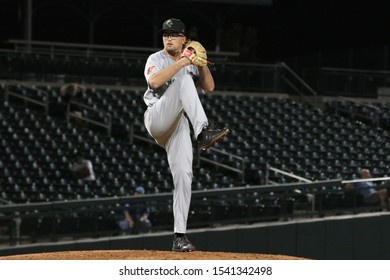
143, 50, 199, 107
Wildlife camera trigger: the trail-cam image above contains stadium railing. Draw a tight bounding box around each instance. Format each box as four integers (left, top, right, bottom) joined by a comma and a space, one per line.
6, 39, 239, 62
303, 67, 390, 97
1, 41, 317, 96
67, 100, 113, 137
3, 177, 389, 246
4, 82, 49, 114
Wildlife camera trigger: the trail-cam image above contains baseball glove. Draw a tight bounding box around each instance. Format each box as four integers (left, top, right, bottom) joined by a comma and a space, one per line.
181, 40, 208, 67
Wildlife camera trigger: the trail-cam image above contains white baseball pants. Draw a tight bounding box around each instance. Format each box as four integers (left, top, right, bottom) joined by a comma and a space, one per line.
144, 74, 208, 233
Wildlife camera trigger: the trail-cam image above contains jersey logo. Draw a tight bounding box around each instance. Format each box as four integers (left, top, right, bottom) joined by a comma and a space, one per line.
166, 78, 175, 86
147, 66, 156, 75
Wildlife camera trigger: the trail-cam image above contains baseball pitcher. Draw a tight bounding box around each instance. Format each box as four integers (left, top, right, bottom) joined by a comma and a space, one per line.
143, 18, 229, 251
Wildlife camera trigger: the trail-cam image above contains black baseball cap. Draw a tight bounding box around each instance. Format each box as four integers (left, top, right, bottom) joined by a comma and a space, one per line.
160, 18, 186, 35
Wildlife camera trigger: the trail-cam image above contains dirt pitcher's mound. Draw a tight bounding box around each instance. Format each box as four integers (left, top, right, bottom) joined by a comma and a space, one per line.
0, 250, 308, 260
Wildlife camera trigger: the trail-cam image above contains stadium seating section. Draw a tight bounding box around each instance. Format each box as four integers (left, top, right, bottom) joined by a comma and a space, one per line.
1, 49, 390, 244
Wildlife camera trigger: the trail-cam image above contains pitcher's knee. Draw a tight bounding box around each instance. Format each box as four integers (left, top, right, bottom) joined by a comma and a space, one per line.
173, 167, 192, 183
180, 74, 197, 86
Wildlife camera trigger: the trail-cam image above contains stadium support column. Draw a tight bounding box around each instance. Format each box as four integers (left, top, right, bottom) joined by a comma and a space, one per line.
215, 12, 221, 52
25, 0, 32, 53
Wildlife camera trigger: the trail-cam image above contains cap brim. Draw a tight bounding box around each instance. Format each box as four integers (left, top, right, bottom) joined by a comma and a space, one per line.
159, 28, 185, 35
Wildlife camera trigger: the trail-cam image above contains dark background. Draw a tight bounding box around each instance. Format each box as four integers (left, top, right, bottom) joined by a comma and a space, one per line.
1, 0, 390, 63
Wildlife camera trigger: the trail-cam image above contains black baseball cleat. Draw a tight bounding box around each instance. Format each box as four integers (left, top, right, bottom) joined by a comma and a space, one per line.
197, 127, 230, 152
172, 235, 196, 252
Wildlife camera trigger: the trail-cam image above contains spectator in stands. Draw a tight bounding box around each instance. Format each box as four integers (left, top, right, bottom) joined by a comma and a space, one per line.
117, 186, 152, 235
56, 83, 85, 119
60, 83, 85, 107
345, 168, 388, 210
69, 152, 96, 181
